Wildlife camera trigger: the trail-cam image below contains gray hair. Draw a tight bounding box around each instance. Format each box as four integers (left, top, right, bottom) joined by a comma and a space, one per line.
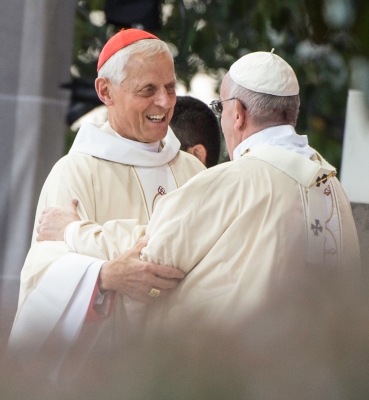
224, 73, 300, 127
98, 39, 174, 86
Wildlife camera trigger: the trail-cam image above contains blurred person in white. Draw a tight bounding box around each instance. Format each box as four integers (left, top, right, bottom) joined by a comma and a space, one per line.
33, 50, 360, 339
8, 28, 205, 359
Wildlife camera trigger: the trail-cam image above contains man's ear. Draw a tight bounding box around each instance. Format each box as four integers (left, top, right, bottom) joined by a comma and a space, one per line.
186, 144, 207, 167
95, 77, 114, 106
233, 99, 246, 131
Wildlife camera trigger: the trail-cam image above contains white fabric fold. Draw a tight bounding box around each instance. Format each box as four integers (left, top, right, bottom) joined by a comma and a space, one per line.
233, 124, 315, 160
64, 221, 80, 251
8, 254, 104, 356
69, 121, 180, 167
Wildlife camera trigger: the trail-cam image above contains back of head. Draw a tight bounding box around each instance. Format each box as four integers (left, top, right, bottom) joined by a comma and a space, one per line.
170, 96, 221, 168
227, 50, 300, 128
98, 29, 173, 86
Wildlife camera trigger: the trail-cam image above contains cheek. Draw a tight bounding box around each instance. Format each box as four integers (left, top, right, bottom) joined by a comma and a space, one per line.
167, 107, 175, 122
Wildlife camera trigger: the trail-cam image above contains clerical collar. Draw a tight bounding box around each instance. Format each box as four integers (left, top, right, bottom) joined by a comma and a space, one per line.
69, 121, 180, 167
233, 125, 315, 160
113, 132, 160, 153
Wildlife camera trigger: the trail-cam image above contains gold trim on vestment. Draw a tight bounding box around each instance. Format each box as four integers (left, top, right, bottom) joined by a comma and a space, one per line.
131, 162, 179, 220
332, 181, 344, 267
167, 162, 179, 188
152, 186, 167, 213
324, 226, 338, 258
131, 166, 151, 222
315, 171, 336, 186
325, 184, 334, 224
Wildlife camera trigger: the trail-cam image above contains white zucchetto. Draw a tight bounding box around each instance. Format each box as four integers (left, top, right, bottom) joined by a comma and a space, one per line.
229, 49, 299, 96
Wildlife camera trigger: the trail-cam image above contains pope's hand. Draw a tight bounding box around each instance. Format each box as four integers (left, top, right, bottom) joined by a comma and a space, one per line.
99, 236, 185, 303
36, 199, 81, 241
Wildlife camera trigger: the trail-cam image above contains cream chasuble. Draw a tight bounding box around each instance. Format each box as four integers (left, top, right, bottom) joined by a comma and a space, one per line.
140, 143, 360, 332
9, 121, 205, 357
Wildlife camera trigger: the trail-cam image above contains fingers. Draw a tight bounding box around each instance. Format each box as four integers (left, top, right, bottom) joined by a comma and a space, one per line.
130, 236, 149, 256
149, 276, 181, 290
35, 230, 47, 242
152, 263, 185, 280
100, 257, 184, 303
68, 199, 79, 214
41, 207, 53, 215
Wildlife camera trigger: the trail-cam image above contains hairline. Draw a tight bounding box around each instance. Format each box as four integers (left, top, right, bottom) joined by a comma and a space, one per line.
98, 39, 174, 86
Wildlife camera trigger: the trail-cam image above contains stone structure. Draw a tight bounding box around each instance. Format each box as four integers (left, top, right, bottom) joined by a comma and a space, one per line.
341, 90, 369, 276
0, 0, 76, 339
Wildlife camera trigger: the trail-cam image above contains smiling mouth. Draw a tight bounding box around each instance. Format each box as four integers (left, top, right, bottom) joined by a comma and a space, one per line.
147, 114, 166, 122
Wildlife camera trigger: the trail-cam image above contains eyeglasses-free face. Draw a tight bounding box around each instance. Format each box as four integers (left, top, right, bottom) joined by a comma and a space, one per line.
209, 97, 246, 117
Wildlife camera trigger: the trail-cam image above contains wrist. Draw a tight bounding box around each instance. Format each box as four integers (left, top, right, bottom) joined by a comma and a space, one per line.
98, 261, 113, 292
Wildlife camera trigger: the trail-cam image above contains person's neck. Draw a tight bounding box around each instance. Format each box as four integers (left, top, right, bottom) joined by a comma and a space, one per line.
109, 121, 129, 140
243, 123, 283, 141
239, 125, 262, 143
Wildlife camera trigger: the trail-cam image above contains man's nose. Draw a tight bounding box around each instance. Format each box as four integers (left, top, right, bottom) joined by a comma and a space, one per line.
154, 88, 174, 109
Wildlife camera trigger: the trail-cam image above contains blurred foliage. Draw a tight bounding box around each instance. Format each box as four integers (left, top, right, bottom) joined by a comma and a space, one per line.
69, 0, 369, 169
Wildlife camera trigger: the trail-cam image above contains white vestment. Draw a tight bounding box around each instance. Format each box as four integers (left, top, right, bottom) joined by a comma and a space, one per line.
139, 127, 361, 331
8, 121, 205, 357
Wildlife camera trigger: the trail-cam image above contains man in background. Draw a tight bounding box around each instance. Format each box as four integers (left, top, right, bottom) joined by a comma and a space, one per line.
170, 95, 221, 167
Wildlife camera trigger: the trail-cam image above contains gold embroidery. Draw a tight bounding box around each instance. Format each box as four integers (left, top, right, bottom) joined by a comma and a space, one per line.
131, 166, 150, 222
325, 184, 334, 224
167, 162, 179, 188
315, 171, 336, 187
152, 186, 167, 213
132, 163, 179, 218
324, 227, 338, 258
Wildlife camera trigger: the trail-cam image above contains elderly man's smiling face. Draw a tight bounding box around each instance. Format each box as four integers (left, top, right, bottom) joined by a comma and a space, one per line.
108, 51, 176, 143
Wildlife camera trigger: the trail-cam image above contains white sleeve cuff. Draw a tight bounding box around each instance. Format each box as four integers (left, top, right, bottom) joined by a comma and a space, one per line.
64, 221, 81, 251
58, 259, 106, 338
93, 288, 113, 316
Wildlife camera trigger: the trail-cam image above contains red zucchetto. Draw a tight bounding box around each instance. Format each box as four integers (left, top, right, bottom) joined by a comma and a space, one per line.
97, 28, 159, 71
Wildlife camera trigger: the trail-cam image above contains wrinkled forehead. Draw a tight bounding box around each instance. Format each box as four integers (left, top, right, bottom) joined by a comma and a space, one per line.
124, 52, 176, 86
126, 50, 174, 73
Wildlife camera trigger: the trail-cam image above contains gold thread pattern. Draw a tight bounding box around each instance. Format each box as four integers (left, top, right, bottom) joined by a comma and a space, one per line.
131, 166, 150, 222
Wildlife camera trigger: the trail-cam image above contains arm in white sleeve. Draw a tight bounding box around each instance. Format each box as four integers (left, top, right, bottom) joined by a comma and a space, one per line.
65, 219, 147, 260
141, 166, 232, 273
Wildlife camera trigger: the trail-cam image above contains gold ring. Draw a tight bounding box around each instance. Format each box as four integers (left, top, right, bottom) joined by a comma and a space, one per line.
148, 288, 160, 297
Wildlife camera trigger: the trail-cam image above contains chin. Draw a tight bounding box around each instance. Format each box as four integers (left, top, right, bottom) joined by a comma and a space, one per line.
152, 127, 169, 142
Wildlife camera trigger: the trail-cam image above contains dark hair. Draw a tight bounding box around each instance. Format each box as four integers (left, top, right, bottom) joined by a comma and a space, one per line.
170, 96, 221, 167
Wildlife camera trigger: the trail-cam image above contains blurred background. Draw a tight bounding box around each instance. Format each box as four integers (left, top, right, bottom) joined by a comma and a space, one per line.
1, 1, 369, 396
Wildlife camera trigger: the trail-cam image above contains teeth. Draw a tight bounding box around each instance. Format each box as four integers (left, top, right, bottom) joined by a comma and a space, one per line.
147, 114, 165, 122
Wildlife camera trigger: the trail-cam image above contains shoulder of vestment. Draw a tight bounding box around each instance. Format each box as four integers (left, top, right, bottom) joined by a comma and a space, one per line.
172, 150, 206, 170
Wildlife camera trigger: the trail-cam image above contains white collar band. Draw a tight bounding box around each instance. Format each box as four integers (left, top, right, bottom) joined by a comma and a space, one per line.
69, 121, 180, 167
233, 125, 315, 160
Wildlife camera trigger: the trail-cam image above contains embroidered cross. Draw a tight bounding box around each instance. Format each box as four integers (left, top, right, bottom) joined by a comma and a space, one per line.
311, 219, 323, 236
157, 186, 166, 195
316, 174, 328, 187
324, 187, 331, 196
